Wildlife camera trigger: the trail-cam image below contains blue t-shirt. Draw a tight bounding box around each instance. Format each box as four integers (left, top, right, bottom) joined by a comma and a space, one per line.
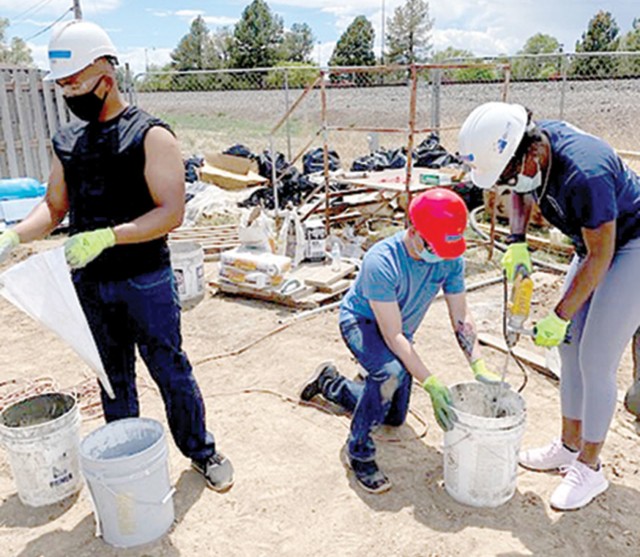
535, 120, 640, 256
340, 232, 466, 339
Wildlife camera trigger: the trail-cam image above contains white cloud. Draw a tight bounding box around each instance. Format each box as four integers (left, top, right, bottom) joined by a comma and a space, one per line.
202, 16, 237, 27
312, 40, 336, 66
118, 46, 173, 76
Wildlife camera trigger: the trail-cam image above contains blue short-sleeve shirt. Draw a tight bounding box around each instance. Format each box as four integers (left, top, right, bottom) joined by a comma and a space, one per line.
535, 121, 640, 256
340, 232, 466, 339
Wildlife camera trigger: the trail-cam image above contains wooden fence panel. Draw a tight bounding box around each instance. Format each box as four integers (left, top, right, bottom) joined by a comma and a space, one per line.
0, 68, 67, 182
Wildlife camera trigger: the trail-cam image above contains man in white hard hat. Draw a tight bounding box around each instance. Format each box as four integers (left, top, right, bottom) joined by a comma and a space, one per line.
458, 102, 640, 511
0, 20, 233, 492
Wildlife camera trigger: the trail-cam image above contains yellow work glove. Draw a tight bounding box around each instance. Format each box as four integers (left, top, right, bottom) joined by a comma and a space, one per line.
534, 311, 570, 347
471, 358, 505, 386
422, 375, 457, 432
0, 229, 19, 264
501, 243, 532, 282
64, 227, 116, 269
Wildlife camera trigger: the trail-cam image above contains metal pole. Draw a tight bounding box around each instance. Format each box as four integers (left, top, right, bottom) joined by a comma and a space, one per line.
381, 0, 385, 64
283, 69, 292, 161
431, 67, 441, 132
559, 53, 568, 119
73, 0, 83, 19
270, 135, 279, 217
405, 64, 418, 216
320, 70, 331, 236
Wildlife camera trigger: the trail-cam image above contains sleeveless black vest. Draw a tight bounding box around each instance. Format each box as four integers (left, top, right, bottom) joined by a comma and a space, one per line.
52, 106, 172, 280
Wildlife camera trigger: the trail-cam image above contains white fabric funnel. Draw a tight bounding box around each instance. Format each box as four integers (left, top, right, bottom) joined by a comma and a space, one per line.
0, 247, 114, 398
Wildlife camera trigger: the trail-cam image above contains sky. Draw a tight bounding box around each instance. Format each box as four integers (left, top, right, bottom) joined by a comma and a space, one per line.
1, 0, 639, 75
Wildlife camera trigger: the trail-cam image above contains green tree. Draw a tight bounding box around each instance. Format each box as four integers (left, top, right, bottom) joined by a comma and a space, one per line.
281, 22, 314, 62
266, 61, 318, 88
231, 0, 284, 69
513, 33, 562, 79
0, 18, 33, 65
431, 47, 496, 82
210, 27, 234, 68
385, 0, 433, 65
170, 15, 215, 71
617, 17, 640, 76
329, 15, 375, 84
572, 10, 620, 77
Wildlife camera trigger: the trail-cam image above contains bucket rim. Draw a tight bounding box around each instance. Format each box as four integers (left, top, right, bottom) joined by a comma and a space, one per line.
80, 416, 166, 465
447, 381, 526, 425
0, 392, 78, 432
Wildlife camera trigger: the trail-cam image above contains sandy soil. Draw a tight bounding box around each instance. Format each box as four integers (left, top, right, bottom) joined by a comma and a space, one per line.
1, 238, 639, 557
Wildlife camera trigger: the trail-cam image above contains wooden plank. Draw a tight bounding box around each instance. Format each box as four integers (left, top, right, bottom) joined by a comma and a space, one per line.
0, 72, 19, 177
290, 261, 357, 288
313, 278, 351, 294
54, 85, 69, 126
478, 332, 559, 380
13, 71, 35, 177
42, 80, 57, 138
209, 278, 319, 310
29, 71, 50, 181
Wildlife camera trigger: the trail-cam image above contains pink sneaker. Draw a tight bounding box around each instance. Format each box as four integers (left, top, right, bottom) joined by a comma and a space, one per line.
519, 439, 578, 471
550, 461, 609, 511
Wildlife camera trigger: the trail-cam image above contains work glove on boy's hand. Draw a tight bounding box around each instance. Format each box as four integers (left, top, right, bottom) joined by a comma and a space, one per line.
471, 358, 506, 386
534, 311, 570, 347
501, 243, 532, 282
64, 227, 116, 269
0, 229, 19, 264
422, 375, 457, 432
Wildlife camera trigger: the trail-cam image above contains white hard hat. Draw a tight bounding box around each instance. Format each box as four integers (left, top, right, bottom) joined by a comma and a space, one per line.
457, 102, 528, 189
44, 19, 118, 81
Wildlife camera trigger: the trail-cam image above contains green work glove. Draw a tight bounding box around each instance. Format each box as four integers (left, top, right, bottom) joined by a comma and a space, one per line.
471, 358, 505, 386
64, 227, 116, 269
422, 375, 457, 432
501, 242, 532, 282
534, 311, 570, 347
0, 229, 19, 264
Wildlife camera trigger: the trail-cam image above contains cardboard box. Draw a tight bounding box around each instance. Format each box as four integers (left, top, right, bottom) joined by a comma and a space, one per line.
200, 153, 268, 190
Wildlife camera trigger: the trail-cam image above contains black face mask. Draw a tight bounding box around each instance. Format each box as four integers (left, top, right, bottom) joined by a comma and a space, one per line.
63, 76, 108, 122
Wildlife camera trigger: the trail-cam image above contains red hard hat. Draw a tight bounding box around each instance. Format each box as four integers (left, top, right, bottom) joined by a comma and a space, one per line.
408, 188, 468, 259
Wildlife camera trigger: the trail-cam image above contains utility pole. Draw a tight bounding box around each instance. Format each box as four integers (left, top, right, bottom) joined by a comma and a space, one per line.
381, 0, 385, 64
73, 0, 83, 19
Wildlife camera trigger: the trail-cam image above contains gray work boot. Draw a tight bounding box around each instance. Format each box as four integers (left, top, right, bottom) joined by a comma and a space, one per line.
192, 452, 234, 492
299, 361, 339, 402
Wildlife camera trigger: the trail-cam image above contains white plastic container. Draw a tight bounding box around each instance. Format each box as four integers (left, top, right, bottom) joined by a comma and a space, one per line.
0, 392, 82, 507
80, 417, 175, 548
169, 241, 205, 310
443, 382, 526, 508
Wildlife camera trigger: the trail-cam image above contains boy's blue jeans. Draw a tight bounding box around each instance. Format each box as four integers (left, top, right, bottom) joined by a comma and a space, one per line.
73, 266, 215, 463
324, 315, 412, 463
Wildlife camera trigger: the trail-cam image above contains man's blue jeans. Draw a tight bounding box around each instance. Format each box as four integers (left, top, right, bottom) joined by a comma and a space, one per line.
323, 315, 412, 463
73, 266, 215, 462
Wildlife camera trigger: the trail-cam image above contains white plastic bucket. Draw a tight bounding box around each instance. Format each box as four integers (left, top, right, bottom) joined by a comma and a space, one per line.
80, 418, 175, 548
169, 240, 205, 310
443, 382, 526, 508
0, 392, 82, 507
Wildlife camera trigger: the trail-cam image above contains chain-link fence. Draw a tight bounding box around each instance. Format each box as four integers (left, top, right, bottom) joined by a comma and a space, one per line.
131, 52, 640, 172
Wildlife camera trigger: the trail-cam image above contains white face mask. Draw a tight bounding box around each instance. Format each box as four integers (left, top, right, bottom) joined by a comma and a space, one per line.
512, 158, 542, 194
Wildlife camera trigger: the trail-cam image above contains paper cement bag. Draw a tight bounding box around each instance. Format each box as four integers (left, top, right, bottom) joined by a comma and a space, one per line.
0, 247, 114, 398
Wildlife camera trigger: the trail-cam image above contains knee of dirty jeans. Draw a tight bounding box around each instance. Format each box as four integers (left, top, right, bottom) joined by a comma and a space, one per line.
380, 375, 399, 404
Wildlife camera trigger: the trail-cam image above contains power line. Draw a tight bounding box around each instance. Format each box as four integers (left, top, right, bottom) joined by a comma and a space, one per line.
23, 7, 73, 42
8, 0, 56, 27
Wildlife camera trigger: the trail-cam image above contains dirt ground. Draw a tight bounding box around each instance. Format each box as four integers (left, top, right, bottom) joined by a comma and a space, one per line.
1, 238, 639, 557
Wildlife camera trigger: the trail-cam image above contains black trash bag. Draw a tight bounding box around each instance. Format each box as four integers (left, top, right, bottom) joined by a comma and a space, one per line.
184, 155, 204, 183
302, 147, 341, 175
350, 149, 392, 172
223, 144, 256, 160
387, 148, 408, 169
257, 150, 289, 181
451, 181, 484, 211
414, 133, 462, 168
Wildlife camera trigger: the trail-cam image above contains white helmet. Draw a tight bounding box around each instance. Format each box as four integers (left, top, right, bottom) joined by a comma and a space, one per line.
44, 19, 118, 81
457, 102, 528, 189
